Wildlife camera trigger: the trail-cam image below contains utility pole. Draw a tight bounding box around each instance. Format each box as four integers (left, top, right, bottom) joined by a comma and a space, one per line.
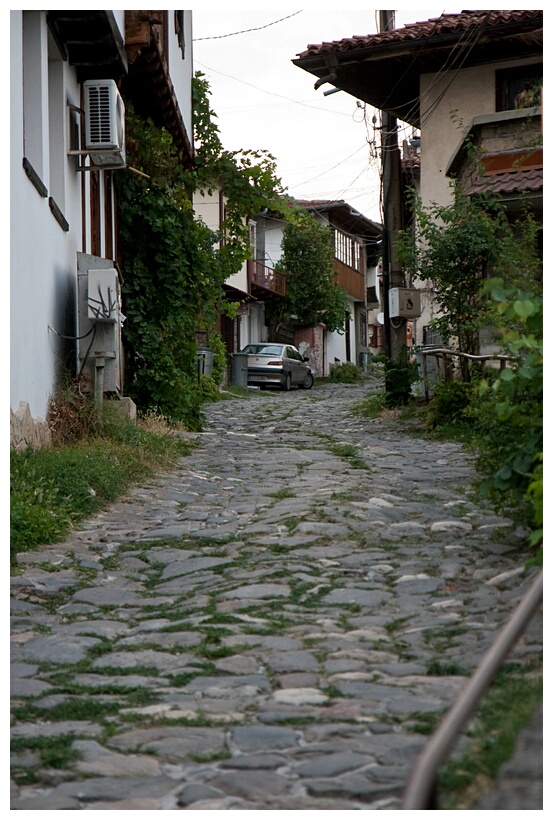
379, 10, 406, 360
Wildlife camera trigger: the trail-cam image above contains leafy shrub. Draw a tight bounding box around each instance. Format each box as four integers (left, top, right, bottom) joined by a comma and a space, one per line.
472, 280, 542, 523
330, 362, 362, 383
207, 332, 228, 386
426, 380, 474, 428
198, 374, 221, 402
384, 352, 420, 407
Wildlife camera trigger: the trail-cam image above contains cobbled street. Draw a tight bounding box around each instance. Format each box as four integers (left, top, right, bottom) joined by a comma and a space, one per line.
11, 381, 542, 810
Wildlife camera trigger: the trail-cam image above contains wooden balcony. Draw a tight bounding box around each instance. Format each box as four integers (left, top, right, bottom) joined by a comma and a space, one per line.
333, 259, 366, 301
248, 260, 286, 299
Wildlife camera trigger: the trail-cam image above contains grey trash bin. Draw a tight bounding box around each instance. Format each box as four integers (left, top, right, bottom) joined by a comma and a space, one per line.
196, 348, 214, 377
231, 353, 249, 388
359, 351, 371, 371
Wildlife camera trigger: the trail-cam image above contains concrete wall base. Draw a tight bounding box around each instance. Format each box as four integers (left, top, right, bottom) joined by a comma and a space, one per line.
107, 396, 137, 422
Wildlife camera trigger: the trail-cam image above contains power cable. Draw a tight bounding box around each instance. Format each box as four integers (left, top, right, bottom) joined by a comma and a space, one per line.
194, 59, 354, 118
48, 324, 96, 341
293, 142, 369, 187
193, 11, 302, 41
401, 12, 494, 128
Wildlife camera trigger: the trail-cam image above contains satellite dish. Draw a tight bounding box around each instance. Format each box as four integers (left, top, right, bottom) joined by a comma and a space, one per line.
376, 312, 385, 325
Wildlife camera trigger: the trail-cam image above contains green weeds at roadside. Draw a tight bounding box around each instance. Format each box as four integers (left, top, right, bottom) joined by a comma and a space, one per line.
354, 390, 385, 418
11, 422, 193, 565
329, 362, 363, 383
438, 667, 542, 808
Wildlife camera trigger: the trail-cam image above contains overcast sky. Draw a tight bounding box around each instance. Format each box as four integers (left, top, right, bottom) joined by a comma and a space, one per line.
191, 7, 462, 223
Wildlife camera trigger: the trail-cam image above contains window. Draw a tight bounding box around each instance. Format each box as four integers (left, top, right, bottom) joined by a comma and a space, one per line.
334, 228, 363, 271
496, 64, 542, 112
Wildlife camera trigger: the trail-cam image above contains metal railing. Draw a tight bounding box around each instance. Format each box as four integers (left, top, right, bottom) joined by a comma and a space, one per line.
401, 569, 543, 809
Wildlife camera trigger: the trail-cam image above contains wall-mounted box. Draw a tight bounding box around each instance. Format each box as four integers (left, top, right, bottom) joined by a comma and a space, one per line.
77, 254, 122, 393
389, 287, 421, 319
87, 268, 120, 322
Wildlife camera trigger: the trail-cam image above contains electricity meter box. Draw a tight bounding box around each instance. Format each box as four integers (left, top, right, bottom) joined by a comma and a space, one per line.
388, 287, 421, 319
77, 254, 123, 394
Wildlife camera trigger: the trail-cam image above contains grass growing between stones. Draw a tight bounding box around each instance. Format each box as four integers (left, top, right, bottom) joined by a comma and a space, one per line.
11, 734, 83, 785
267, 487, 296, 500
437, 666, 542, 809
426, 660, 468, 677
12, 697, 127, 724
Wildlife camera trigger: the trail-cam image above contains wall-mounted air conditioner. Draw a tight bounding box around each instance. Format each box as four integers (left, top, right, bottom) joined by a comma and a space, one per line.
83, 79, 126, 167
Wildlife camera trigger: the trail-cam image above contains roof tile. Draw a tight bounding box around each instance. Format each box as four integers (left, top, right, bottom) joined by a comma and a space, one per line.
296, 10, 543, 58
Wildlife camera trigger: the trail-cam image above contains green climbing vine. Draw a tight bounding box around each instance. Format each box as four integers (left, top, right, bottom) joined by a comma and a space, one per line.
116, 75, 286, 427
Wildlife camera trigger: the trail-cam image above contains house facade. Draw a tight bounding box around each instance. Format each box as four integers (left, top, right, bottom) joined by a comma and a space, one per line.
293, 200, 381, 374
10, 10, 194, 449
194, 193, 381, 377
293, 10, 543, 349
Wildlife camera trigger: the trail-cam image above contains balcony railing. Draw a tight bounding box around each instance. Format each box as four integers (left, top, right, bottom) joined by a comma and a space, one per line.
248, 259, 286, 298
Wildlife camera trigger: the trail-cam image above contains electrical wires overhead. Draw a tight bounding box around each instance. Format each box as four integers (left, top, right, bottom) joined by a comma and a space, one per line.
193, 12, 302, 41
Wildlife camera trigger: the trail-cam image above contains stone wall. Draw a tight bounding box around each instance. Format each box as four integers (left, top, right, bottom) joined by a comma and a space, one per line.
10, 402, 52, 452
294, 325, 324, 377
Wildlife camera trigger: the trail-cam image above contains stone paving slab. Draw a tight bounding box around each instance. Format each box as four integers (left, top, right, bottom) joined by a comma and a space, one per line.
10, 381, 542, 810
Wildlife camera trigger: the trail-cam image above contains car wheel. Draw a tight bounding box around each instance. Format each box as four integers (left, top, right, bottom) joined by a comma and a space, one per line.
282, 372, 292, 391
300, 372, 314, 390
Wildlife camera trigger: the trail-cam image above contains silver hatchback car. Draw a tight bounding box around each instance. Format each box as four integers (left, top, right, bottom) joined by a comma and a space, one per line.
241, 343, 314, 391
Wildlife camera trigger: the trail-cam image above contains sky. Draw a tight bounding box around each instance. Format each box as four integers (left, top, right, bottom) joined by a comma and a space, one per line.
191, 6, 462, 224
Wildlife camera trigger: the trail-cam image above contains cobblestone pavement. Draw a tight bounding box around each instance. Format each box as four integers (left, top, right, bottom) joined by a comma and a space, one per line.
10, 381, 542, 810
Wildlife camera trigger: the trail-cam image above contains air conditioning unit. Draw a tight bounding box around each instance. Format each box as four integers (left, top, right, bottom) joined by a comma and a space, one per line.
83, 79, 126, 167
87, 268, 120, 322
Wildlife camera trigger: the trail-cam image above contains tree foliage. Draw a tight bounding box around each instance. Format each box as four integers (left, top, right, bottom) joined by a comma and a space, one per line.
398, 184, 541, 380
190, 72, 289, 275
266, 210, 347, 335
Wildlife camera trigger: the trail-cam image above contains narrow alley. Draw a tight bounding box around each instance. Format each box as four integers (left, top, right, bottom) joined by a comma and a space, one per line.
11, 382, 542, 810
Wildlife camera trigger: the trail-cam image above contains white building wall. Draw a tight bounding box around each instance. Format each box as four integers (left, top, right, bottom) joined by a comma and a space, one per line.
420, 57, 535, 209
11, 11, 84, 421
263, 221, 284, 267
167, 11, 193, 144
417, 59, 530, 339
325, 295, 355, 373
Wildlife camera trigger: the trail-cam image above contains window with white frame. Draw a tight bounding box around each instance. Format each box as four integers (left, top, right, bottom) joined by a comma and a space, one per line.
334, 228, 363, 272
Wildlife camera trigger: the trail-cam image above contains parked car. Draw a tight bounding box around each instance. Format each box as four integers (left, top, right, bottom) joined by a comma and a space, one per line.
241, 343, 314, 390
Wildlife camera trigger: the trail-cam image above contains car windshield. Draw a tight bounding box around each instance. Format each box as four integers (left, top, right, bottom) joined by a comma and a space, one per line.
242, 344, 283, 355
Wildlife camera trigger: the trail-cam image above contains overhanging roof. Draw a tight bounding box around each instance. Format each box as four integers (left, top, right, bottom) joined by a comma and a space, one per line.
293, 10, 543, 128
47, 11, 127, 81
293, 198, 382, 238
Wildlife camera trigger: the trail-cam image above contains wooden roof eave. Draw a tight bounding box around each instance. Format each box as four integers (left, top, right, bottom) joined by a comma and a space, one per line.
124, 12, 193, 165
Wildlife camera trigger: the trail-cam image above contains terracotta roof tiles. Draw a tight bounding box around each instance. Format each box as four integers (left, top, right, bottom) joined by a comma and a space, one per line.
296, 10, 543, 59
470, 167, 543, 196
